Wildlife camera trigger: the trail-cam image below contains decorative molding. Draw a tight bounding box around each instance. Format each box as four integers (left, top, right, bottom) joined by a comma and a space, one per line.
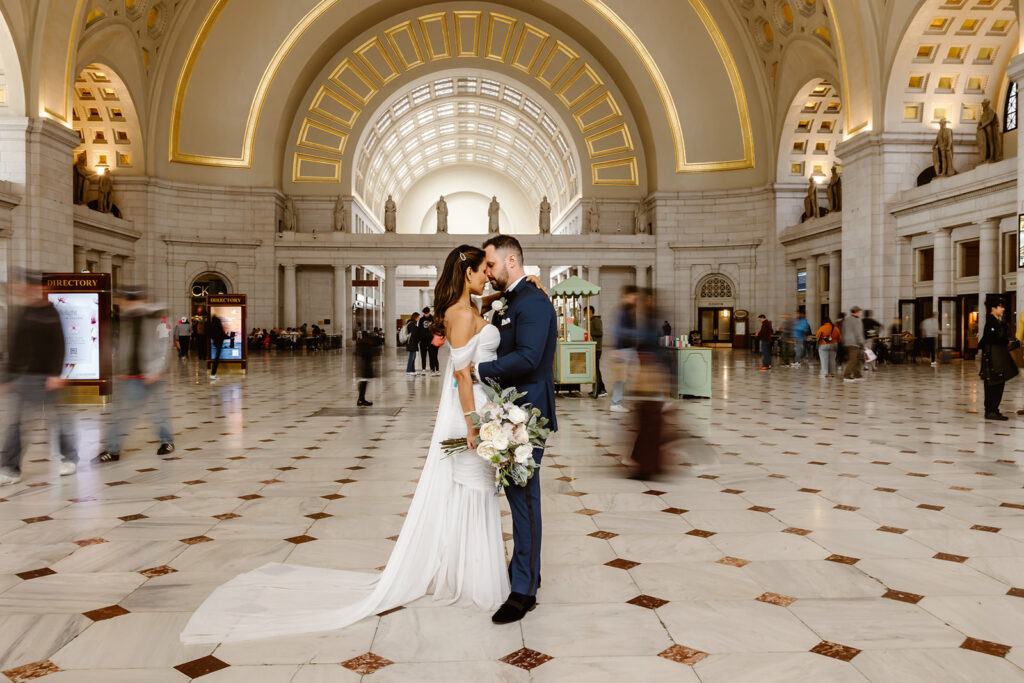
44, 0, 85, 123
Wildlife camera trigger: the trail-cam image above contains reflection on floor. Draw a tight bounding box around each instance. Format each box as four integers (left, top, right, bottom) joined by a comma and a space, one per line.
3, 348, 1024, 681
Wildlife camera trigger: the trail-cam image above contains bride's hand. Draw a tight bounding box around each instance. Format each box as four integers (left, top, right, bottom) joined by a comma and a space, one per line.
466, 423, 478, 450
525, 274, 548, 295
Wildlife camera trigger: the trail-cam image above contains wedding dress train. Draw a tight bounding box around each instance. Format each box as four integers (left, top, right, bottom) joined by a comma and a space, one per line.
180, 326, 509, 643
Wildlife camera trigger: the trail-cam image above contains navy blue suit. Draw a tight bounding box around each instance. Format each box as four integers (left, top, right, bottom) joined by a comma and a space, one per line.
477, 280, 557, 597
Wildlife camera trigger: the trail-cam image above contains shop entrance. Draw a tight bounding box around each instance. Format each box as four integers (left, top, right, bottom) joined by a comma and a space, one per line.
698, 307, 734, 344
695, 274, 736, 346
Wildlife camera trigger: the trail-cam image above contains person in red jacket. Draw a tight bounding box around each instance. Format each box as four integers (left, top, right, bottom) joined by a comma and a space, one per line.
756, 314, 774, 370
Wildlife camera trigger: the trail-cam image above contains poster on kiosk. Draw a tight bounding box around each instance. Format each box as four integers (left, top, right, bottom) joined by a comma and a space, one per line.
207, 294, 246, 372
43, 273, 113, 400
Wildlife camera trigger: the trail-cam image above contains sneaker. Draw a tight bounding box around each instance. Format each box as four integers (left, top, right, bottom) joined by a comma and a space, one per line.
59, 461, 77, 476
610, 404, 630, 413
209, 374, 219, 382
406, 372, 417, 377
157, 443, 175, 456
597, 391, 608, 398
92, 451, 120, 464
930, 362, 937, 367
843, 378, 855, 382
759, 366, 769, 371
0, 468, 21, 486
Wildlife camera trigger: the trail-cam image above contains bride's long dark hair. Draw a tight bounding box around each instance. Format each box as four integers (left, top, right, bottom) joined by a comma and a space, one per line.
431, 245, 485, 337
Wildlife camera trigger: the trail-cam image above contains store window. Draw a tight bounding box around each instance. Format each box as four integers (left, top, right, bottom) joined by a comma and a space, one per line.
917, 247, 934, 282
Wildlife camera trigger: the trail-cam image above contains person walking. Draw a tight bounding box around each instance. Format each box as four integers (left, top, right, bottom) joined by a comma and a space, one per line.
207, 312, 227, 380
841, 306, 865, 381
417, 307, 433, 375
630, 291, 669, 480
0, 271, 78, 484
792, 310, 813, 367
93, 286, 175, 464
355, 331, 377, 407
173, 317, 192, 358
815, 315, 841, 377
588, 305, 607, 397
403, 312, 420, 376
921, 313, 939, 366
979, 294, 1018, 420
610, 286, 639, 413
756, 314, 774, 370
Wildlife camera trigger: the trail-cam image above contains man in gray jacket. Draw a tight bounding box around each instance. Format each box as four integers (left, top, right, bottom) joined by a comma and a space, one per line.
842, 306, 866, 381
93, 287, 174, 463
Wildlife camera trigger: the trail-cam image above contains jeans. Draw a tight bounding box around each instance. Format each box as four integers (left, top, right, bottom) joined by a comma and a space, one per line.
210, 340, 224, 375
419, 344, 430, 371
794, 339, 805, 364
818, 344, 837, 376
1, 374, 77, 473
406, 351, 417, 373
609, 348, 637, 406
843, 345, 863, 379
105, 377, 173, 452
592, 349, 606, 396
760, 340, 772, 367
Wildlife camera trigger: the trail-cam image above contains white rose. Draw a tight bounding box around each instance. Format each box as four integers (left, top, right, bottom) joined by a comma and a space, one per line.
477, 443, 498, 462
492, 298, 507, 313
491, 432, 510, 452
506, 405, 528, 424
480, 402, 500, 418
514, 444, 534, 464
513, 424, 529, 445
502, 422, 515, 440
479, 421, 503, 443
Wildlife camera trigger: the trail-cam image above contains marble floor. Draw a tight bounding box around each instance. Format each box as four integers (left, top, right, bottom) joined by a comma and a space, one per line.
3, 347, 1024, 682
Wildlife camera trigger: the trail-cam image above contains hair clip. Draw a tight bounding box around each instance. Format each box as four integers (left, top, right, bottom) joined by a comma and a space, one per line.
458, 252, 466, 262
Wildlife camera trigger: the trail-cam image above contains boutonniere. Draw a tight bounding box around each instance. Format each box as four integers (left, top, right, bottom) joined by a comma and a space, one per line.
491, 297, 508, 315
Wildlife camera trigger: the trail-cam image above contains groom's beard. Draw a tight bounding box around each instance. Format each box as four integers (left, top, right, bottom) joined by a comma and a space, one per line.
489, 274, 508, 291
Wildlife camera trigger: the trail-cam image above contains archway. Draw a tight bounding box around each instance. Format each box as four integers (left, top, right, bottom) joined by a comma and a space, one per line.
72, 63, 145, 178
777, 78, 844, 184
695, 274, 736, 344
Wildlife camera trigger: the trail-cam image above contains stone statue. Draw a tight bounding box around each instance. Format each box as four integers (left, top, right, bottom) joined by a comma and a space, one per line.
436, 195, 448, 234
333, 195, 347, 232
282, 195, 296, 232
633, 203, 647, 234
539, 195, 551, 234
73, 153, 88, 205
488, 196, 500, 234
96, 170, 114, 214
977, 98, 1003, 163
384, 194, 397, 232
584, 199, 598, 234
803, 177, 821, 221
826, 164, 842, 212
932, 118, 955, 177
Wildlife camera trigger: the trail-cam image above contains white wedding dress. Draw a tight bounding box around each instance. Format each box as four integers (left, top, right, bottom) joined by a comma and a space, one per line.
181, 326, 509, 643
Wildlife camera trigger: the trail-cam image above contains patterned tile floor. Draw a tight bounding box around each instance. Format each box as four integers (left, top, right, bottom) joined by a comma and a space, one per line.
2, 349, 1024, 681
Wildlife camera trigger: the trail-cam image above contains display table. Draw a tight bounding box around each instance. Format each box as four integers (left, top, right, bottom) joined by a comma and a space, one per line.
675, 347, 712, 398
554, 340, 596, 385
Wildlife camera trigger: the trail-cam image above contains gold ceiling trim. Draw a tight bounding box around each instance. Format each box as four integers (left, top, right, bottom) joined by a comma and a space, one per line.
823, 0, 859, 138
170, 0, 339, 167
45, 0, 85, 123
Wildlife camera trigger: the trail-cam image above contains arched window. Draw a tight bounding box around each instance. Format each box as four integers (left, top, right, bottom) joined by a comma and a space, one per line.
1005, 81, 1017, 132
698, 276, 734, 300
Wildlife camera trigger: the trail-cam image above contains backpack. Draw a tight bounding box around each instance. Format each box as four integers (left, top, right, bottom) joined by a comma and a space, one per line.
398, 323, 410, 345
821, 323, 834, 344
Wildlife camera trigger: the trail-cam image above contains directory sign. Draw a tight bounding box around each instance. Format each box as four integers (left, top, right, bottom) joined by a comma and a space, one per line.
43, 273, 112, 396
207, 294, 247, 370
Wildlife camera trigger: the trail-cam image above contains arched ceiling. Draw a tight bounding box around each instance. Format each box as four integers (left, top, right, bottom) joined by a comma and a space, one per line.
777, 77, 844, 183
72, 62, 144, 174
351, 74, 580, 220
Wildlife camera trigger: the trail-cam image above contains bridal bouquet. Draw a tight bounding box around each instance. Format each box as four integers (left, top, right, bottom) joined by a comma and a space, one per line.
441, 382, 552, 492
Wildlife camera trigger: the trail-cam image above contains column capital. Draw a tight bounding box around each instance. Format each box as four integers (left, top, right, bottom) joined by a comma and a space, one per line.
977, 217, 1001, 230
930, 226, 952, 236
1007, 52, 1024, 83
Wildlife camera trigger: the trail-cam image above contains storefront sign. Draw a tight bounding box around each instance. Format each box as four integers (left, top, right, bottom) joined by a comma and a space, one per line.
43, 273, 112, 394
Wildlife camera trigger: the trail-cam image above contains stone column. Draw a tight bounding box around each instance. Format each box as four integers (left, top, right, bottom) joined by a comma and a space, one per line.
98, 251, 112, 275
805, 255, 819, 328
384, 264, 397, 348
73, 246, 87, 273
282, 264, 297, 328
932, 227, 951, 312
123, 256, 136, 285
589, 265, 601, 309
636, 264, 648, 289
539, 264, 551, 291
828, 250, 841, 321
978, 218, 1000, 316
334, 264, 348, 345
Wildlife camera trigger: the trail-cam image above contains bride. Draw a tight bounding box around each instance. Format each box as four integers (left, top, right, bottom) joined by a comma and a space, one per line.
181, 245, 515, 644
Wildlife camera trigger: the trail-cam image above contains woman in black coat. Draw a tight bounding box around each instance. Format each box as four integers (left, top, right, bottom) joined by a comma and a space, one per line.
355, 332, 378, 407
978, 294, 1019, 420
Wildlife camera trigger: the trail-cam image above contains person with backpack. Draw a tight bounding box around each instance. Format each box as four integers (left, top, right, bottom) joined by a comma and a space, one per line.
791, 310, 813, 367
756, 314, 774, 370
401, 312, 420, 376
816, 315, 842, 377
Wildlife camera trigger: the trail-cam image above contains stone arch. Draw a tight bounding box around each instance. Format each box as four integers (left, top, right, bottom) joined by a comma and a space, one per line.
0, 5, 26, 117
776, 77, 844, 183
71, 63, 146, 176
695, 273, 736, 305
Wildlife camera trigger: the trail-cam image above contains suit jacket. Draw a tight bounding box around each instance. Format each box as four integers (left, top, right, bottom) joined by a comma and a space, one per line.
477, 281, 558, 433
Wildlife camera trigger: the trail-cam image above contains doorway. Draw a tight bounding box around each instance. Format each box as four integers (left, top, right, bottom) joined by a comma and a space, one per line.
958, 293, 978, 360
699, 307, 734, 345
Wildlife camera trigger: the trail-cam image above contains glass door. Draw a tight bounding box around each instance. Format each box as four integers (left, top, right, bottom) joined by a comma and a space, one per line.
716, 308, 733, 342
938, 296, 957, 350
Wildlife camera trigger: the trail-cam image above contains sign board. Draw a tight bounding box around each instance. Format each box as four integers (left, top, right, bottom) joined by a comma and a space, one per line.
43, 273, 113, 395
351, 280, 379, 287
403, 280, 430, 287
208, 293, 247, 371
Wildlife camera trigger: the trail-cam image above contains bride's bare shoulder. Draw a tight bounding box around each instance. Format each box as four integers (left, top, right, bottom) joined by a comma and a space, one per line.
445, 307, 477, 346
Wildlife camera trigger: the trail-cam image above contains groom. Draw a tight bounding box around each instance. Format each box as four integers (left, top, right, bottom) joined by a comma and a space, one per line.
476, 235, 557, 624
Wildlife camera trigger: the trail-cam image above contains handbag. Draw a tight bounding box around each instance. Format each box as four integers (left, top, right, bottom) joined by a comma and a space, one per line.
431, 333, 445, 347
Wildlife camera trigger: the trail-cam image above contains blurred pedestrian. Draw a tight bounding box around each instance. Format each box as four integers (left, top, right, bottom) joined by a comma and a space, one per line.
403, 312, 420, 376
756, 314, 774, 370
792, 310, 813, 367
610, 286, 639, 413
0, 271, 77, 484
815, 315, 841, 377
208, 312, 226, 380
842, 306, 865, 381
588, 305, 607, 398
979, 294, 1017, 420
418, 307, 433, 375
93, 286, 174, 464
921, 313, 938, 366
174, 316, 191, 358
629, 290, 669, 479
355, 331, 378, 407
779, 313, 794, 365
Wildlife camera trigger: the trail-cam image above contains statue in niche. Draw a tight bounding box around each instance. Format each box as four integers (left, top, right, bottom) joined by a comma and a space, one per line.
826, 164, 842, 212
802, 177, 822, 222
73, 153, 89, 205
488, 196, 500, 234
96, 170, 114, 214
281, 195, 296, 232
977, 99, 1003, 163
932, 118, 955, 177
436, 195, 448, 234
633, 203, 648, 234
333, 195, 347, 232
584, 199, 598, 234
384, 194, 397, 232
539, 196, 551, 234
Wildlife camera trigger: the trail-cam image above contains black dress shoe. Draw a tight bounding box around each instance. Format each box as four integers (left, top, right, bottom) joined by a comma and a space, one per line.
357, 399, 373, 407
491, 592, 536, 624
985, 412, 1009, 421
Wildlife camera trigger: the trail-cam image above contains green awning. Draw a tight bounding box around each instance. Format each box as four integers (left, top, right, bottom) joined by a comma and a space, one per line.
549, 276, 600, 297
